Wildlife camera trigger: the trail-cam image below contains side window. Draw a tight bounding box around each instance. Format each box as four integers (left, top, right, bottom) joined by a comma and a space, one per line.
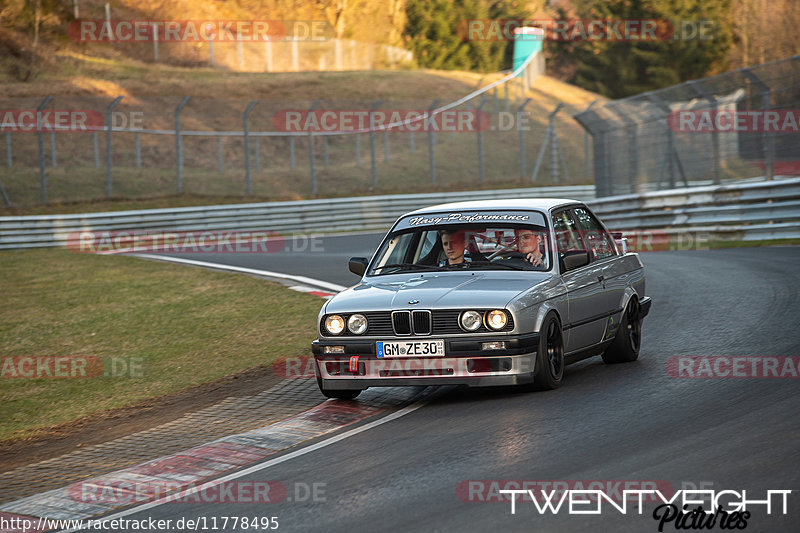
572, 207, 617, 260
552, 211, 583, 253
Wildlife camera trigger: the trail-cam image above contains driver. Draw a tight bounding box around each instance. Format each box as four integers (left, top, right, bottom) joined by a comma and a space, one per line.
438, 229, 472, 267
515, 228, 545, 267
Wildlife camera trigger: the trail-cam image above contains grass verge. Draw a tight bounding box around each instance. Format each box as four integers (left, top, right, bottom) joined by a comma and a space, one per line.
0, 248, 323, 443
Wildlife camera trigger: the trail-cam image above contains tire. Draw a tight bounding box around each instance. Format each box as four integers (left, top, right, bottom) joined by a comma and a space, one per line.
317, 377, 362, 400
602, 298, 642, 364
522, 313, 564, 391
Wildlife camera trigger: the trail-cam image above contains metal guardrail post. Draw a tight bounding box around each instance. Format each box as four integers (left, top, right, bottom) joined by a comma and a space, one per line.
5, 132, 11, 168
476, 99, 487, 183
323, 135, 329, 167
106, 96, 123, 198
36, 96, 53, 204
517, 98, 531, 178
308, 100, 320, 195
427, 99, 440, 184
243, 99, 259, 195
135, 133, 142, 168
409, 131, 415, 154
369, 100, 382, 187
290, 137, 296, 170
383, 129, 390, 162
355, 134, 361, 166
255, 136, 261, 172
175, 96, 190, 193
742, 69, 774, 180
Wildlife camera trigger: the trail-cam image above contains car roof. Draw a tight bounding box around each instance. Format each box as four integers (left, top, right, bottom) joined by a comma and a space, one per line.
406, 198, 582, 216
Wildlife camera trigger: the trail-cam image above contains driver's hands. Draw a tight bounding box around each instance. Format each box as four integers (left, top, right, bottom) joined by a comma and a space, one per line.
526, 253, 544, 267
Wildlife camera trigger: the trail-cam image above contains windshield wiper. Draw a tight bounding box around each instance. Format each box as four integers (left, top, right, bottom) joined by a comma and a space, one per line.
372, 262, 442, 272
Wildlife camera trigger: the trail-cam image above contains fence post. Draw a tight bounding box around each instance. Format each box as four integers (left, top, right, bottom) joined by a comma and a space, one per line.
5, 132, 11, 168
152, 22, 159, 61
290, 137, 296, 169
217, 136, 224, 173
207, 24, 215, 66
106, 96, 123, 198
355, 134, 361, 166
255, 136, 261, 172
369, 100, 382, 187
531, 103, 562, 182
688, 82, 720, 185
409, 131, 415, 154
49, 130, 57, 168
36, 95, 53, 204
742, 69, 773, 180
323, 135, 329, 167
476, 99, 487, 183
92, 131, 99, 168
237, 32, 244, 68
517, 98, 531, 178
174, 96, 190, 193
243, 99, 259, 195
427, 99, 440, 184
135, 132, 141, 168
308, 100, 320, 195
583, 100, 597, 181
264, 40, 272, 72
608, 105, 639, 193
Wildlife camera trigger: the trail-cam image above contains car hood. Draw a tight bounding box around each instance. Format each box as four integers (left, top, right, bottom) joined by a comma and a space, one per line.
325, 272, 552, 312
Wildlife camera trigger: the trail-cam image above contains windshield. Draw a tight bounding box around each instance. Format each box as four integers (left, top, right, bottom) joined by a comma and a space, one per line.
369, 223, 552, 275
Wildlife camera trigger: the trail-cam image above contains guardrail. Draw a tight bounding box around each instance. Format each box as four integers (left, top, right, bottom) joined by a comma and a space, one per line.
0, 185, 594, 249
1, 179, 799, 250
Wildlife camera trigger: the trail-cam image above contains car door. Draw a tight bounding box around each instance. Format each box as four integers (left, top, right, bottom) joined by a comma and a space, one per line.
570, 206, 625, 341
553, 208, 608, 353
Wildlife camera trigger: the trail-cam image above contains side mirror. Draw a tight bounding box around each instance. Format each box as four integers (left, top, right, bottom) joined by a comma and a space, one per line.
561, 251, 590, 272
348, 257, 369, 276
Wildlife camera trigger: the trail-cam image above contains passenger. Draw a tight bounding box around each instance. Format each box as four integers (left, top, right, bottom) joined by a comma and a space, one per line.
515, 228, 546, 267
438, 229, 472, 267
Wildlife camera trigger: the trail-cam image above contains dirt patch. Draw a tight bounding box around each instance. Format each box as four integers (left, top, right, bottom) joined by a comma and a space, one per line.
0, 364, 304, 472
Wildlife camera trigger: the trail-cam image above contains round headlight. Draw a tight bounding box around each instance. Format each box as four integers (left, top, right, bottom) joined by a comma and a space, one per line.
486, 310, 508, 330
460, 310, 483, 332
347, 314, 368, 335
324, 315, 345, 335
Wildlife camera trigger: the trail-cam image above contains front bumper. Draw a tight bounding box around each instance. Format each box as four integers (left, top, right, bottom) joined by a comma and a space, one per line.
312, 334, 539, 390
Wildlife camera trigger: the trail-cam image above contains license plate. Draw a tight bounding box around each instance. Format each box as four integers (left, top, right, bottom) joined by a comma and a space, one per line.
376, 339, 445, 358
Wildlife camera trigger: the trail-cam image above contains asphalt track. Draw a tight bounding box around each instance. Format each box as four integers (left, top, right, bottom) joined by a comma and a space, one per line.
125, 238, 800, 532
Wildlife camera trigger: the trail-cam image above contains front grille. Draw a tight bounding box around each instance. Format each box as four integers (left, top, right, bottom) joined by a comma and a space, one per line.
392, 311, 412, 335
320, 309, 514, 336
412, 310, 431, 335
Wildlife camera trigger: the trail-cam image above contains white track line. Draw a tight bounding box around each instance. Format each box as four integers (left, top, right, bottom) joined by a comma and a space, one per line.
132, 254, 347, 293
60, 399, 429, 532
